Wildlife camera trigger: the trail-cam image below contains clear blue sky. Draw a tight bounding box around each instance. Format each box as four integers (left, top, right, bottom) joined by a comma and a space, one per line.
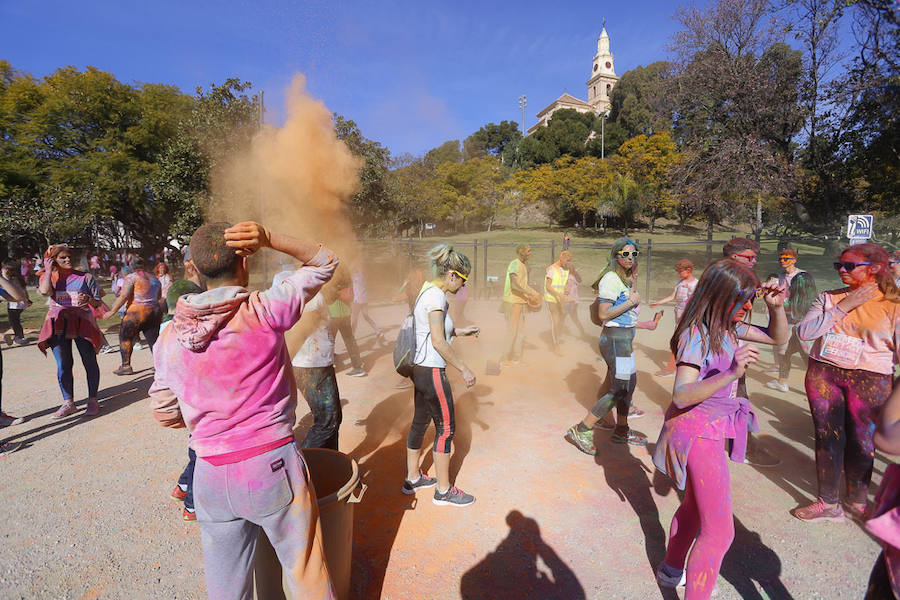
3, 1, 687, 156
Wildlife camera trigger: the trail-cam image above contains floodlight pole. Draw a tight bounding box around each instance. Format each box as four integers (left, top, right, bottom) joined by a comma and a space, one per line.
518, 95, 527, 136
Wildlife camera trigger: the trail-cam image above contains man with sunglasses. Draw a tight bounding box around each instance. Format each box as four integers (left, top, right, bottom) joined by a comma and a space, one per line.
723, 237, 781, 468
501, 245, 541, 364
765, 248, 816, 393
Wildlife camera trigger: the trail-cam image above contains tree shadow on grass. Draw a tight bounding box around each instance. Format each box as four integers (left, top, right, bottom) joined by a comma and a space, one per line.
459, 510, 585, 600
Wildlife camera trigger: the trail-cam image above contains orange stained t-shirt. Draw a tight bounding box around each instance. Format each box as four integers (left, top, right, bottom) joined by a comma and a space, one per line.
798, 288, 900, 376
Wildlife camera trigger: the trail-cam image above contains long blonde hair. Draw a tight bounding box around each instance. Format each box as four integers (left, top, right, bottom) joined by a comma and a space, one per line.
428, 244, 471, 278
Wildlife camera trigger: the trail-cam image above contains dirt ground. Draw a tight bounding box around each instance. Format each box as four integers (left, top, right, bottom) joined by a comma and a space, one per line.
0, 298, 885, 599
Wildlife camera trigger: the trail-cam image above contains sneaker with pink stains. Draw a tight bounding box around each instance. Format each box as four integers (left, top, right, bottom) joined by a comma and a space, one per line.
791, 498, 846, 523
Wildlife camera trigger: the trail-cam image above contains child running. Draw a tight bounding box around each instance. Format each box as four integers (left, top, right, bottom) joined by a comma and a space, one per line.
650, 259, 698, 376
652, 258, 788, 599
149, 221, 336, 598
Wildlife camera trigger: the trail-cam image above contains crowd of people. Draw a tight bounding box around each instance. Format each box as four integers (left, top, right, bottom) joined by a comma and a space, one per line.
1, 224, 899, 600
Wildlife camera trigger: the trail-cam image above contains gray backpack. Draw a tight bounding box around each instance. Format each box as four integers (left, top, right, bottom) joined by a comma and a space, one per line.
393, 289, 427, 378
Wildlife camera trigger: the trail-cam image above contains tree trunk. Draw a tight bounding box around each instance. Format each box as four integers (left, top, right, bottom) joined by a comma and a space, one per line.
755, 196, 762, 243
487, 214, 494, 232
707, 211, 714, 242
649, 215, 656, 233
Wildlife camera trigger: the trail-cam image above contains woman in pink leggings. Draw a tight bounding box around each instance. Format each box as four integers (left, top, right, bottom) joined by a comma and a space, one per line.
652, 259, 788, 599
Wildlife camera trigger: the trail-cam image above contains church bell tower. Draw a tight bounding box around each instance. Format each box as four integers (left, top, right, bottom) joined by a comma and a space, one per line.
587, 25, 618, 112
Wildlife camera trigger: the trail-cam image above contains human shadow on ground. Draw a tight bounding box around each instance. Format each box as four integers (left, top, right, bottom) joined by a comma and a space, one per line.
719, 516, 794, 599
638, 368, 676, 412
744, 432, 819, 504
3, 373, 153, 449
448, 383, 493, 483
563, 363, 603, 413
459, 510, 585, 600
347, 391, 414, 463
350, 437, 418, 600
634, 340, 673, 377
593, 441, 676, 599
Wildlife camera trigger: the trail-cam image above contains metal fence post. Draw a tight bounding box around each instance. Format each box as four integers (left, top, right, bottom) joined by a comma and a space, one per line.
551, 240, 556, 265
473, 240, 478, 290
645, 238, 652, 299
482, 239, 488, 288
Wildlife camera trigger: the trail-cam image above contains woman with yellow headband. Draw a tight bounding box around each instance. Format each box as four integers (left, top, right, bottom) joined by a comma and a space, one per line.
402, 243, 481, 507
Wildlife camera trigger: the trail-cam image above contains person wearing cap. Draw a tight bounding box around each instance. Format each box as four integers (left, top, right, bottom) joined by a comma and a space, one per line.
890, 250, 900, 287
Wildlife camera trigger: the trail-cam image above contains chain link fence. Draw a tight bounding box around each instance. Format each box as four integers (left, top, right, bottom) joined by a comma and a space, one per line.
357, 236, 852, 305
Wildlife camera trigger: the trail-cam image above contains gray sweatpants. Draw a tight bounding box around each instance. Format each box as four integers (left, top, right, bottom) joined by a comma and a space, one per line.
194, 441, 335, 600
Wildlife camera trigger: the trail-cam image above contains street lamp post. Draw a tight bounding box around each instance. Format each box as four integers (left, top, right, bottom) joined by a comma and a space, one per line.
518, 95, 527, 136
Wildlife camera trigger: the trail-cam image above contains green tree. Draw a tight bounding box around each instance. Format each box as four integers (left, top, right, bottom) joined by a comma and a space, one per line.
463, 121, 521, 160
333, 114, 393, 234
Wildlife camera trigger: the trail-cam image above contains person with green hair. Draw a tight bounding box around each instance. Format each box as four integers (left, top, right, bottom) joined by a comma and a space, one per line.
566, 238, 660, 452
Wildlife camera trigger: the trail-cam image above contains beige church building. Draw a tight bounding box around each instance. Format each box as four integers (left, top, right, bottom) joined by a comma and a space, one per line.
527, 27, 619, 134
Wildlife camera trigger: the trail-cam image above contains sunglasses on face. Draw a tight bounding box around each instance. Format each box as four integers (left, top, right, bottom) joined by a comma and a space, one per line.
450, 270, 468, 283
891, 261, 900, 266
779, 257, 795, 262
833, 261, 872, 272
617, 251, 640, 259
734, 253, 758, 263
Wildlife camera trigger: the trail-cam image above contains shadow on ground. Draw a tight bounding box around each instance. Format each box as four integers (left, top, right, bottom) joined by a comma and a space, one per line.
459, 510, 585, 600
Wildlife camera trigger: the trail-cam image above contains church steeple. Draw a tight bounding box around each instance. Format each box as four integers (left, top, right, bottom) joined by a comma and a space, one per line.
587, 23, 618, 111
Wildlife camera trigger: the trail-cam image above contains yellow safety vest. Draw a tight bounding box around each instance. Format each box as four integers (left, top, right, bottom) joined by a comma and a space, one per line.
544, 265, 569, 303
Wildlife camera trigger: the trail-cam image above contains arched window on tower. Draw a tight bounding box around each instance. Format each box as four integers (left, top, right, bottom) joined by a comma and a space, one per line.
592, 86, 596, 99
606, 83, 611, 97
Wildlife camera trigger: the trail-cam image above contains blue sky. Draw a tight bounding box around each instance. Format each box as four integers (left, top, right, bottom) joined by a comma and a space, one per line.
4, 1, 687, 156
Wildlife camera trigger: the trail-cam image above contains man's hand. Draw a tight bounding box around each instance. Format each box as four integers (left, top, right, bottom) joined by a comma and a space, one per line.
224, 222, 271, 256
628, 289, 641, 308
456, 326, 480, 337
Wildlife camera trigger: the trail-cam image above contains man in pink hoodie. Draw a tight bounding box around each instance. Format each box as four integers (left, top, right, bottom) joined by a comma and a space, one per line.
149, 221, 337, 600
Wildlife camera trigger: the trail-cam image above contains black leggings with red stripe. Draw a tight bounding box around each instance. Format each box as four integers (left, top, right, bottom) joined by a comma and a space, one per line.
408, 366, 455, 454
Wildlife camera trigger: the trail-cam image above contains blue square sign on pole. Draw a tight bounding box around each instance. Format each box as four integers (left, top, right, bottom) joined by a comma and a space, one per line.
847, 215, 873, 245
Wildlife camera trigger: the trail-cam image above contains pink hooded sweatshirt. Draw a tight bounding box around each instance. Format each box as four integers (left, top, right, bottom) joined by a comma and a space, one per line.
149, 246, 338, 460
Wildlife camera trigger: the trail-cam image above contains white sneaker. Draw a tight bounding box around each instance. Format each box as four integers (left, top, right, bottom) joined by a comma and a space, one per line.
100, 344, 117, 354
766, 380, 789, 392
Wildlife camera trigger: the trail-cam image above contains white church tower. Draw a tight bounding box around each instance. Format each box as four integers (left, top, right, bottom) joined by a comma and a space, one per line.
527, 23, 621, 134
587, 26, 618, 112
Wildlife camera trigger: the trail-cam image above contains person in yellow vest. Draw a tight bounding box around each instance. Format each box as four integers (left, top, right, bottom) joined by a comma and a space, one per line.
545, 250, 573, 353
501, 245, 541, 364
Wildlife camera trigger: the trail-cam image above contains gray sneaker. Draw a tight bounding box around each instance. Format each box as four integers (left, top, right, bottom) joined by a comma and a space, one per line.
346, 367, 367, 377
433, 486, 475, 507
401, 472, 437, 495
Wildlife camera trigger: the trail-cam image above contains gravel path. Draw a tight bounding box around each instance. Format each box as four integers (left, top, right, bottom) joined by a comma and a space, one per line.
0, 300, 884, 599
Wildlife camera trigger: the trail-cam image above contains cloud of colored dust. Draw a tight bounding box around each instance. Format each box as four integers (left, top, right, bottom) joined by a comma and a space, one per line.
208, 73, 362, 274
